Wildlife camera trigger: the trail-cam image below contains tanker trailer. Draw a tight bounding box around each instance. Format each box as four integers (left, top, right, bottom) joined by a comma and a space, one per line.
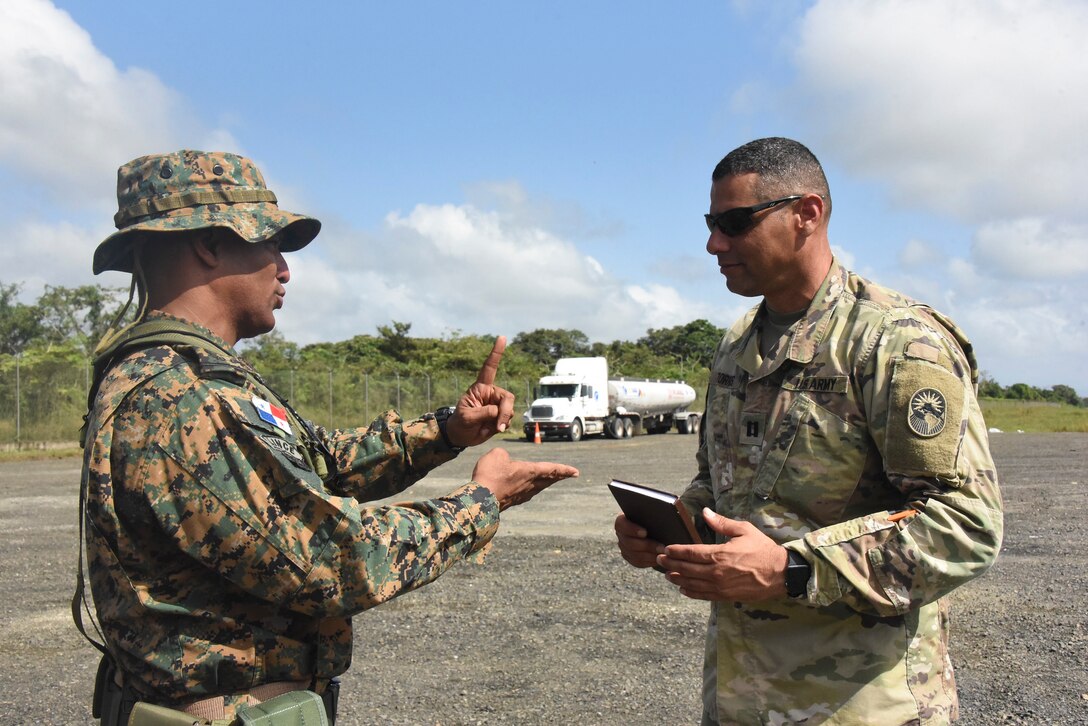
522, 356, 701, 442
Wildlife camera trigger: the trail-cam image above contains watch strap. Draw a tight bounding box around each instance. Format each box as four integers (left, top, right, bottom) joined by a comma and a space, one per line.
785, 548, 811, 598
433, 406, 465, 453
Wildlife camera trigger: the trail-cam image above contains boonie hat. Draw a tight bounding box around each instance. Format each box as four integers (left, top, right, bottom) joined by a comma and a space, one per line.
93, 150, 321, 274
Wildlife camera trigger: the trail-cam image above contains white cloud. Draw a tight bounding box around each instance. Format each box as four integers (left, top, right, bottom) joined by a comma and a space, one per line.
796, 0, 1088, 222
790, 0, 1088, 391
463, 180, 623, 240
898, 239, 945, 271
0, 0, 234, 206
972, 218, 1088, 280
274, 201, 728, 346
0, 219, 128, 295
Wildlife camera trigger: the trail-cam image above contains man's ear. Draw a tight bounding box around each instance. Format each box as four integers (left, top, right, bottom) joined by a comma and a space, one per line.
190, 229, 223, 269
796, 193, 824, 235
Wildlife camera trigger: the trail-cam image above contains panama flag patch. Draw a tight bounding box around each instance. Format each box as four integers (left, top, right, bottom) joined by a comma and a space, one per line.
252, 396, 292, 436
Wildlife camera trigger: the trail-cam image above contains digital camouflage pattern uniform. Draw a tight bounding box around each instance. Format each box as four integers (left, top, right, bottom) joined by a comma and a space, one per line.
680, 260, 1003, 726
82, 312, 498, 713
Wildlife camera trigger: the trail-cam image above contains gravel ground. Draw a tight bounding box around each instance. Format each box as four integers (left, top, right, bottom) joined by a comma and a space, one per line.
0, 431, 1084, 725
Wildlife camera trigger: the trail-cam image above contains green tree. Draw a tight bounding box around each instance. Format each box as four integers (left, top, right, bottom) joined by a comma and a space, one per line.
977, 373, 1004, 399
589, 339, 657, 377
36, 284, 133, 353
240, 330, 301, 369
639, 319, 724, 370
1006, 383, 1040, 401
1046, 384, 1083, 407
0, 282, 43, 355
512, 328, 591, 366
377, 321, 415, 362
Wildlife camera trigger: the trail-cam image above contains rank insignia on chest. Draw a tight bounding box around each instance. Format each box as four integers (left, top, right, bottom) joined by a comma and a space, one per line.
252, 396, 292, 436
907, 387, 946, 437
739, 412, 765, 446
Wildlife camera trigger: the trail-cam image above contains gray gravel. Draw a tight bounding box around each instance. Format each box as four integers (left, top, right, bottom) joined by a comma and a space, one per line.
0, 432, 1085, 724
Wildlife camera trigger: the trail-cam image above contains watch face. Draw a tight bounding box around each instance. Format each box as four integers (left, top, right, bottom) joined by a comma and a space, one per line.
786, 551, 810, 597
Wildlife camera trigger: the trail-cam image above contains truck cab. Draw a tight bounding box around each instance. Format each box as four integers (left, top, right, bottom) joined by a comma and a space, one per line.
523, 357, 609, 441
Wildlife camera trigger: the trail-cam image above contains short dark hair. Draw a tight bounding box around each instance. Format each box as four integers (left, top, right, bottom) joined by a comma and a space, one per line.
712, 137, 831, 216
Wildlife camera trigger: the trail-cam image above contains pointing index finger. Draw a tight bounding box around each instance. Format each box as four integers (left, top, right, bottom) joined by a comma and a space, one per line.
475, 335, 507, 386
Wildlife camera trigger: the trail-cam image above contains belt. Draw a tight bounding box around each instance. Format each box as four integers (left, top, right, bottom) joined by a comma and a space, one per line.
182, 679, 310, 720
99, 657, 339, 726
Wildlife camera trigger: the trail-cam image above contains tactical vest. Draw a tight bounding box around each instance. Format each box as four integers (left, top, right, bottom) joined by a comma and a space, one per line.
73, 316, 335, 665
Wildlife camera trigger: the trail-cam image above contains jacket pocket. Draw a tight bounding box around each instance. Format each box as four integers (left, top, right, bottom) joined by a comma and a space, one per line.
752, 394, 869, 524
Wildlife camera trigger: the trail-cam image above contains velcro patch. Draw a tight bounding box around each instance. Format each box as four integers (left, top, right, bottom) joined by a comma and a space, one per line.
252, 396, 292, 436
885, 359, 965, 480
259, 434, 311, 471
905, 341, 941, 363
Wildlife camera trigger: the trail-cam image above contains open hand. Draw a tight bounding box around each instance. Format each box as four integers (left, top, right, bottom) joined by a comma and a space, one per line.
471, 447, 579, 510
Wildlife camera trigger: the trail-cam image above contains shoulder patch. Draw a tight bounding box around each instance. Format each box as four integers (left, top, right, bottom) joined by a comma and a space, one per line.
907, 388, 946, 437
904, 341, 940, 363
252, 396, 293, 436
885, 359, 966, 480
259, 434, 311, 470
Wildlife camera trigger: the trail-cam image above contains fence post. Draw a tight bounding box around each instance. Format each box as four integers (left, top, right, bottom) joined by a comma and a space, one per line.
15, 353, 21, 444
396, 372, 401, 411
290, 368, 295, 401
327, 368, 333, 426
364, 372, 369, 423
427, 375, 431, 411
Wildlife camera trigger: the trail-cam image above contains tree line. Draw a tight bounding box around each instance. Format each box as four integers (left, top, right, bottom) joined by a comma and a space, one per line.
1, 281, 1083, 406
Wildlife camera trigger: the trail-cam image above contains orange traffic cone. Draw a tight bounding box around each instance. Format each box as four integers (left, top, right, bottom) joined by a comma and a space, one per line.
533, 422, 542, 444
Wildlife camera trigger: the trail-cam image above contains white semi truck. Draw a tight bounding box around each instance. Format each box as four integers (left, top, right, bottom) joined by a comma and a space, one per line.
522, 356, 701, 442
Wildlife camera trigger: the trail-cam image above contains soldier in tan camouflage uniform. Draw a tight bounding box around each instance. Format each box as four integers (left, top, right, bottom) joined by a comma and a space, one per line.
615, 138, 1002, 725
77, 150, 579, 725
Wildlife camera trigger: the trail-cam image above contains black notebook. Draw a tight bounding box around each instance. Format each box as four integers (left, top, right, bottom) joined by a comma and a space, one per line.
608, 479, 702, 545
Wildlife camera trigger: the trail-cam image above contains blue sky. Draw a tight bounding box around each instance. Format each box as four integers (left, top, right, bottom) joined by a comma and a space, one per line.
1, 0, 1085, 393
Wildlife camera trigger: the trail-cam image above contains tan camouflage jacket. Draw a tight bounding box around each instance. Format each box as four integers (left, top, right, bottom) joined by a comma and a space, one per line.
680, 261, 1002, 726
81, 313, 499, 707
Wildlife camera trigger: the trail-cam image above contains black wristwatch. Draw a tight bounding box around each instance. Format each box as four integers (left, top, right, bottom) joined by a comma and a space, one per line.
432, 406, 465, 453
785, 549, 811, 598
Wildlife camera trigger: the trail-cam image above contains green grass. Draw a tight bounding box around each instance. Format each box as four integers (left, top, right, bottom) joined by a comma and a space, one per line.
2, 400, 1084, 462
0, 445, 83, 461
979, 398, 1088, 433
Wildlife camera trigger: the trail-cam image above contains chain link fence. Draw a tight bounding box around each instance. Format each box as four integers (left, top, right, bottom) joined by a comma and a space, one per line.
0, 355, 540, 447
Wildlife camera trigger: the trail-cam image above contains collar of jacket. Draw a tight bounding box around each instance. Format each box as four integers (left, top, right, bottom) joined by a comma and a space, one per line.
729, 260, 846, 379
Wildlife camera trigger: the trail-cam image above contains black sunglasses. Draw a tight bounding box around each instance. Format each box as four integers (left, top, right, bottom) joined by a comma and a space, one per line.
704, 195, 802, 236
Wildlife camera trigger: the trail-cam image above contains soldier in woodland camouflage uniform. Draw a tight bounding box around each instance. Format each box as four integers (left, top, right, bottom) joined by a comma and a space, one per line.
615, 138, 1002, 725
77, 150, 579, 725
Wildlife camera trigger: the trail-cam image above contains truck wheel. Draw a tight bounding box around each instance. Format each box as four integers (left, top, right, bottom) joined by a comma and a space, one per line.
688, 414, 701, 436
608, 417, 625, 439
568, 419, 583, 442
677, 418, 690, 435
622, 418, 634, 438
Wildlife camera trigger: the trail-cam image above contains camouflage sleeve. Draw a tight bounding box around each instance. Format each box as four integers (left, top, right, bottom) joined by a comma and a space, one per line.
315, 412, 459, 501
787, 316, 1003, 617
680, 387, 716, 543
120, 379, 500, 616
